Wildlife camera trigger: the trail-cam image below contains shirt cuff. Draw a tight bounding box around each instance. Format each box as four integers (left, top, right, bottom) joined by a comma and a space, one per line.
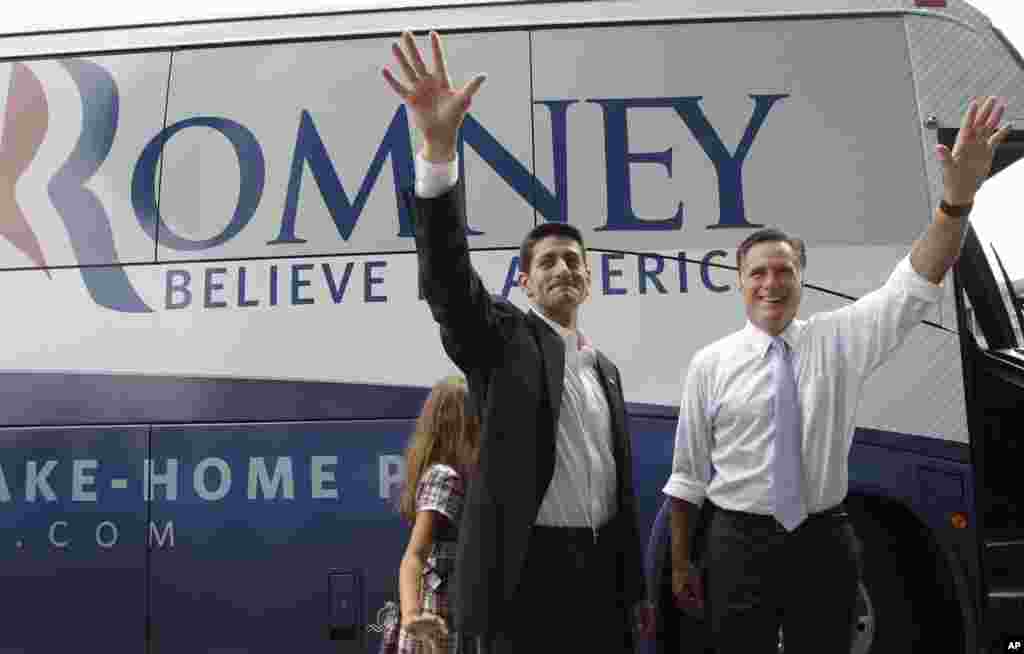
415, 152, 459, 199
662, 475, 706, 507
893, 256, 944, 304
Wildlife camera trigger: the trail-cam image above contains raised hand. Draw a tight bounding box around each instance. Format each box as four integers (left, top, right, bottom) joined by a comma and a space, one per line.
382, 31, 486, 163
937, 96, 1012, 205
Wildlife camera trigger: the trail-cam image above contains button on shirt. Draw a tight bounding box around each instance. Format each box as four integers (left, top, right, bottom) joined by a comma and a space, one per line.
415, 153, 618, 529
663, 257, 944, 514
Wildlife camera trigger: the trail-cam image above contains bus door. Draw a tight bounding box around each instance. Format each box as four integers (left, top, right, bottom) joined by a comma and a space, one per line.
947, 127, 1024, 652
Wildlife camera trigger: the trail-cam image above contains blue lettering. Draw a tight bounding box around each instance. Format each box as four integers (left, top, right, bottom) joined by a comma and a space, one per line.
602, 253, 627, 296
365, 261, 387, 303
133, 117, 264, 250
676, 94, 788, 230
701, 250, 731, 292
678, 252, 689, 293
323, 262, 354, 303
532, 101, 576, 222
238, 266, 259, 307
501, 256, 521, 298
165, 270, 192, 309
204, 268, 228, 308
272, 108, 414, 244
639, 255, 667, 294
588, 95, 786, 231
588, 98, 683, 231
458, 105, 576, 225
270, 265, 279, 306
292, 263, 314, 305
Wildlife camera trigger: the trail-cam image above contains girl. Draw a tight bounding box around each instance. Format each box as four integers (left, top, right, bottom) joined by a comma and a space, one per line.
381, 376, 479, 654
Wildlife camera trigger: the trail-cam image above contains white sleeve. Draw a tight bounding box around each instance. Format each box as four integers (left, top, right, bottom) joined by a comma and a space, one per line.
415, 152, 459, 198
662, 353, 713, 506
819, 255, 944, 378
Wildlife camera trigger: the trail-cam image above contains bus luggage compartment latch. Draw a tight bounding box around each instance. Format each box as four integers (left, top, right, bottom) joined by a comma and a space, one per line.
328, 569, 364, 643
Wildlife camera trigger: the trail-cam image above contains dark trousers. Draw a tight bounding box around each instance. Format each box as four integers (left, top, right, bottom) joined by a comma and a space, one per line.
705, 503, 862, 654
468, 522, 633, 653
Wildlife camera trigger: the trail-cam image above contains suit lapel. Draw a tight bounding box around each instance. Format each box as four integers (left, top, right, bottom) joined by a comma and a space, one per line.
528, 311, 565, 425
594, 350, 627, 462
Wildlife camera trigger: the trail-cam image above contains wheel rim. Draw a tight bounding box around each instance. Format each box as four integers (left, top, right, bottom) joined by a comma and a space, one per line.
777, 580, 875, 653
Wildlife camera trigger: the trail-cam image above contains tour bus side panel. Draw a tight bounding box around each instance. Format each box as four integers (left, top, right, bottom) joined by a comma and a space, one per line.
148, 419, 412, 654
148, 32, 534, 393
903, 12, 1024, 331
530, 17, 930, 413
902, 11, 1024, 648
0, 425, 148, 654
143, 25, 539, 653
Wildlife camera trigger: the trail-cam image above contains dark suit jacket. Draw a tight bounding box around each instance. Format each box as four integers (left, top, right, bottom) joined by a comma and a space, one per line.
405, 181, 644, 637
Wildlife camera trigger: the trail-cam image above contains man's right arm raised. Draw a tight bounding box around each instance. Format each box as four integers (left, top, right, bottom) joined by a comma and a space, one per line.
382, 31, 492, 366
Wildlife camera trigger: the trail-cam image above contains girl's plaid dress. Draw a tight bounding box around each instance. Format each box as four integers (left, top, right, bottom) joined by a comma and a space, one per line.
380, 463, 465, 654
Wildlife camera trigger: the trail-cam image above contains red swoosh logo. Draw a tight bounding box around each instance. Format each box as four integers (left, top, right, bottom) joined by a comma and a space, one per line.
0, 63, 50, 275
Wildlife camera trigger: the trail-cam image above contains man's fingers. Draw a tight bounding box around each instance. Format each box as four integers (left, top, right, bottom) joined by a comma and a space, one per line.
381, 68, 411, 98
989, 123, 1013, 148
391, 41, 418, 85
961, 97, 980, 132
458, 73, 487, 107
429, 31, 452, 88
975, 96, 997, 132
402, 31, 430, 78
985, 100, 1006, 131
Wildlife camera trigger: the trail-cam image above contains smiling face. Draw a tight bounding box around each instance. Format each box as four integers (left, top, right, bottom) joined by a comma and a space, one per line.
518, 235, 591, 327
739, 240, 803, 336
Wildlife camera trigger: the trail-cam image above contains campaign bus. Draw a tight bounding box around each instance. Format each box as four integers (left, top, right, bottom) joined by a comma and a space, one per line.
0, 1, 1021, 652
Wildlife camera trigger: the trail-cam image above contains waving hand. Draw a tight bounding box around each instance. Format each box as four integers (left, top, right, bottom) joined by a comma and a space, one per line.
937, 96, 1012, 205
382, 31, 486, 163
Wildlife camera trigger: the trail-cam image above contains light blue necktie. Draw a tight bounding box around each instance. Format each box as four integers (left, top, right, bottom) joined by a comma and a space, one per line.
771, 337, 808, 531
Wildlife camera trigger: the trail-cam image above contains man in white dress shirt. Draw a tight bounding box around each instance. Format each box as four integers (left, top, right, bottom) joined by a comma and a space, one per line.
664, 96, 1011, 653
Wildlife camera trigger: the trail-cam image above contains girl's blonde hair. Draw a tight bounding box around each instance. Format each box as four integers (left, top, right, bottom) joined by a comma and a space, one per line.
399, 375, 480, 523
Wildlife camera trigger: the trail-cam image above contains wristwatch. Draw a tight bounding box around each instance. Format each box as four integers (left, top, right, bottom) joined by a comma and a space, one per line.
939, 199, 973, 217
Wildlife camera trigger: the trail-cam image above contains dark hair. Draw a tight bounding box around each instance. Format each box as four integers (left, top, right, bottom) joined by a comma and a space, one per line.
736, 228, 807, 272
519, 222, 586, 273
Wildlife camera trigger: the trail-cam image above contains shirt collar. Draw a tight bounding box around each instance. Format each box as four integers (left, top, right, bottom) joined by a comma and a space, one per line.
529, 304, 592, 352
744, 319, 803, 358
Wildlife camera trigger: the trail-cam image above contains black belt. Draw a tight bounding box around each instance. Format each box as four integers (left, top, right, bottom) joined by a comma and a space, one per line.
532, 520, 615, 546
710, 502, 849, 528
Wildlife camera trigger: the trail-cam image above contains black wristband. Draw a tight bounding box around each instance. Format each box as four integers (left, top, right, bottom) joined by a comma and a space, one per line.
939, 199, 973, 217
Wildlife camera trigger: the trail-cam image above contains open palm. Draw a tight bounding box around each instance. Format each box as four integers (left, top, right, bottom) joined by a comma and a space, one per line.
938, 96, 1011, 205
382, 31, 486, 159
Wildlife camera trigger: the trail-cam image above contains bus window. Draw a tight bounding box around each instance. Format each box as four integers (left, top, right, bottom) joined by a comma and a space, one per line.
966, 145, 1024, 352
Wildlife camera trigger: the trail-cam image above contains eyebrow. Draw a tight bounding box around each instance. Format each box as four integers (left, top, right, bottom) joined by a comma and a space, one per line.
748, 262, 795, 272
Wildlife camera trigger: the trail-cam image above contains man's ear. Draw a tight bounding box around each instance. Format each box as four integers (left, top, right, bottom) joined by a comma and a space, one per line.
517, 271, 531, 296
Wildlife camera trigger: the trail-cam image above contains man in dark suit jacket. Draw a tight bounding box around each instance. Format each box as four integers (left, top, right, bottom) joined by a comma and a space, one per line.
382, 31, 651, 652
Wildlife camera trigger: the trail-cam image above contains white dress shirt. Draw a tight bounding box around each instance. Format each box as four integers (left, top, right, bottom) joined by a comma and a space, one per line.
663, 257, 944, 514
415, 153, 458, 198
529, 307, 618, 529
414, 153, 618, 529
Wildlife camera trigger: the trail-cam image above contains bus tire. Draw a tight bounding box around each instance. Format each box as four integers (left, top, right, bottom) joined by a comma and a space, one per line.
848, 507, 923, 654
